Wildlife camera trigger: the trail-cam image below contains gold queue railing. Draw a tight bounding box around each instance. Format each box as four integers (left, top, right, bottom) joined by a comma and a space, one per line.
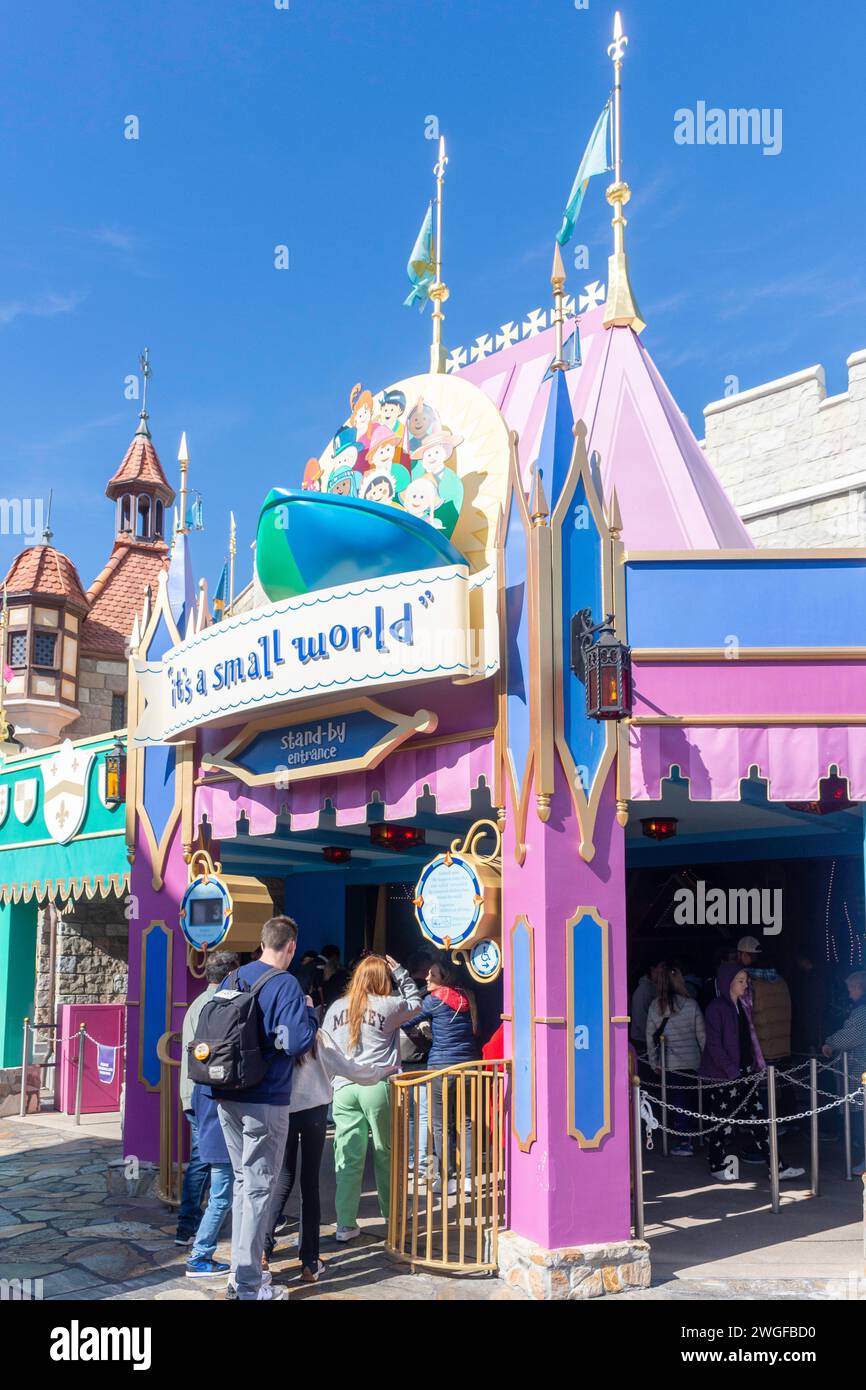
387, 1059, 509, 1274
156, 1029, 185, 1207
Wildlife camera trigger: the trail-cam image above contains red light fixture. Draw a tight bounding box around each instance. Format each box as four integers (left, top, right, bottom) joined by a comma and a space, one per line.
641, 817, 678, 841
786, 774, 854, 816
322, 846, 352, 864
370, 823, 426, 851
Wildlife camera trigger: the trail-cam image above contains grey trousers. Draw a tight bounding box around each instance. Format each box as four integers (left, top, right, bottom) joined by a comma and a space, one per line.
218, 1099, 290, 1299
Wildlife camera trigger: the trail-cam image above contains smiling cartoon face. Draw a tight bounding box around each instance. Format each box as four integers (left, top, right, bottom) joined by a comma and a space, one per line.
363, 472, 396, 505
419, 442, 448, 472
368, 438, 398, 470
379, 401, 402, 430
353, 402, 372, 437
402, 474, 440, 520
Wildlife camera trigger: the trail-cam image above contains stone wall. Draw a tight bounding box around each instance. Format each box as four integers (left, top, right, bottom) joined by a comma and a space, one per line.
34, 897, 128, 1029
703, 348, 866, 548
65, 657, 128, 741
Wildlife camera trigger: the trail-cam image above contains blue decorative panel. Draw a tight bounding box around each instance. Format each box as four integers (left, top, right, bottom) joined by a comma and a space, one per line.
141, 923, 170, 1089
567, 909, 610, 1147
536, 369, 575, 511
561, 477, 607, 786
510, 916, 535, 1150
504, 498, 530, 798
626, 558, 866, 649
142, 744, 177, 849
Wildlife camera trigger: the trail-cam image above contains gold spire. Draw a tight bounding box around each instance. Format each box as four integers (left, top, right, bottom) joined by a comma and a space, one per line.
602, 12, 645, 334
550, 242, 568, 372
429, 135, 450, 374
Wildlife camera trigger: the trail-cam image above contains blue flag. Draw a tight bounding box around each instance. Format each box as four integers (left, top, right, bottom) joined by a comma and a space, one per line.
212, 562, 227, 621
404, 203, 435, 310
556, 102, 611, 247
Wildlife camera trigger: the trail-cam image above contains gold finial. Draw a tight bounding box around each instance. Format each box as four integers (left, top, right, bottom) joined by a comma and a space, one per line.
529, 461, 550, 526
429, 135, 450, 374
177, 432, 190, 536
603, 12, 645, 334
609, 487, 624, 539
550, 242, 568, 372
228, 511, 237, 615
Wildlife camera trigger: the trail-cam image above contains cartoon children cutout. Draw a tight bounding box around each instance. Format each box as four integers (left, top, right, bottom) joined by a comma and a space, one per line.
407, 397, 440, 456
409, 427, 464, 535
401, 473, 442, 528
360, 470, 398, 507
365, 424, 410, 494
302, 457, 323, 492
328, 429, 361, 496
328, 461, 359, 497
347, 383, 375, 467
376, 388, 407, 438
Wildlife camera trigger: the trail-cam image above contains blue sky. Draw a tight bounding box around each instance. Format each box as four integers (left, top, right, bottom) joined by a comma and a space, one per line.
1, 0, 864, 592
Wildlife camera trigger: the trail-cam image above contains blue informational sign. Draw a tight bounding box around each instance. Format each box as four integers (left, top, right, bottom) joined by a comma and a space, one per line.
469, 937, 502, 982
236, 709, 394, 778
415, 853, 483, 948
180, 875, 232, 951
566, 908, 610, 1148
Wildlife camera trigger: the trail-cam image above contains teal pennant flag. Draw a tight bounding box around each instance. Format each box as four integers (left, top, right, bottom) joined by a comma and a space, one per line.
212, 562, 227, 621
556, 102, 611, 247
404, 202, 435, 310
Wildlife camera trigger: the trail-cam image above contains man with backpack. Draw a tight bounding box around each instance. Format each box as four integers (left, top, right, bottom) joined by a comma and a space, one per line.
190, 915, 318, 1300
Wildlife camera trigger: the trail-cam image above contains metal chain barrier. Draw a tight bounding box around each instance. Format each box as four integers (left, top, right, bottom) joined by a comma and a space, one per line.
19, 1017, 125, 1125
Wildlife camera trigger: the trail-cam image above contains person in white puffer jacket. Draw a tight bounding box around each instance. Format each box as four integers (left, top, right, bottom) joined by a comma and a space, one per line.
263, 1028, 397, 1283
646, 963, 706, 1157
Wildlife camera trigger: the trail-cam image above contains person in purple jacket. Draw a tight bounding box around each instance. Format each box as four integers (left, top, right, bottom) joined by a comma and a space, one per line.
700, 963, 804, 1184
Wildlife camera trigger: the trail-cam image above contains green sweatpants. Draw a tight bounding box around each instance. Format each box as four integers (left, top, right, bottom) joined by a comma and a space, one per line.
332, 1081, 392, 1227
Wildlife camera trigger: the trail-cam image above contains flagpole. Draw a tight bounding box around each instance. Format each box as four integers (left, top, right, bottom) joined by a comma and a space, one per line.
602, 11, 645, 333
550, 242, 568, 372
429, 135, 450, 374
228, 512, 236, 616
177, 432, 190, 536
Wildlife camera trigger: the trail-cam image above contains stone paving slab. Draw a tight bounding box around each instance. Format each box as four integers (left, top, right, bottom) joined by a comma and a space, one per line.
1, 1116, 862, 1301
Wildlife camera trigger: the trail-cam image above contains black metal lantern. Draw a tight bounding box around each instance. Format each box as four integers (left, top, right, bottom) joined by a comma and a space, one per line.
571, 608, 632, 721
104, 737, 127, 807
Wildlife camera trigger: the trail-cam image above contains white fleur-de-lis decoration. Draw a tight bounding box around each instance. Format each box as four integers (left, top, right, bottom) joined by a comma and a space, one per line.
496, 321, 519, 351
470, 334, 493, 363
522, 308, 547, 338
608, 10, 628, 62
579, 280, 606, 313
445, 346, 467, 374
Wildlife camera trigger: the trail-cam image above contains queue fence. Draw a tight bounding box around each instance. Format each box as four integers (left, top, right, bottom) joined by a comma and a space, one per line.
632, 1042, 866, 1232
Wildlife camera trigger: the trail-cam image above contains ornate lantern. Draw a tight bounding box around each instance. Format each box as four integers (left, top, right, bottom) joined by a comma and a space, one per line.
103, 737, 127, 807
571, 608, 632, 721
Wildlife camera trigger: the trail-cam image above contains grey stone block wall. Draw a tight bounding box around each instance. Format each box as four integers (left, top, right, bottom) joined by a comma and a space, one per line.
65, 657, 128, 741
34, 897, 128, 1025
703, 349, 866, 548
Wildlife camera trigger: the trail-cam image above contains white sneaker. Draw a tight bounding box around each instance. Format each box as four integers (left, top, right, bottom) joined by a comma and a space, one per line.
256, 1282, 288, 1300
431, 1176, 457, 1195
778, 1165, 805, 1181
711, 1168, 737, 1182
335, 1225, 361, 1243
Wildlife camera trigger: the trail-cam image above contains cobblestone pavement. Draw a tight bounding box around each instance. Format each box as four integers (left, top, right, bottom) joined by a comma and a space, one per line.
2, 1118, 861, 1301
0, 1119, 522, 1301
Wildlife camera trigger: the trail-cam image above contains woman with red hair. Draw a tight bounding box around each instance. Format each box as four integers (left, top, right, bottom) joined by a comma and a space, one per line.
322, 954, 422, 1242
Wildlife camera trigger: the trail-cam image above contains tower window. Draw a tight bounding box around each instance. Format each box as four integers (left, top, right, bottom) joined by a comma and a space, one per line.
119, 495, 132, 533
111, 693, 126, 729
8, 632, 27, 668
136, 495, 152, 539
154, 500, 164, 538
33, 632, 57, 668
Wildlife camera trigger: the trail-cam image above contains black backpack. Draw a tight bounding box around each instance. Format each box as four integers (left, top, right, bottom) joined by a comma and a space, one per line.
187, 966, 284, 1092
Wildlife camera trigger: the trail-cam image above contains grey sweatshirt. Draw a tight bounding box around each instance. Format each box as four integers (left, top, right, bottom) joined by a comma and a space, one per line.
646, 996, 706, 1073
288, 1029, 397, 1112
322, 964, 422, 1092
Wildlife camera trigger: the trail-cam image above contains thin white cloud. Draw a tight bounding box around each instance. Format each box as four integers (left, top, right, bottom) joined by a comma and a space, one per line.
0, 290, 86, 326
